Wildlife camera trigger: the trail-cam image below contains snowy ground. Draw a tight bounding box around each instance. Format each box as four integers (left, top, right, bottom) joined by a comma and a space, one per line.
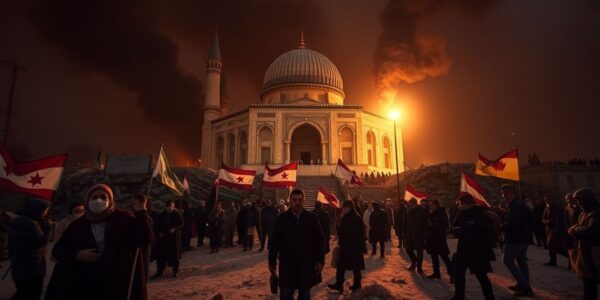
0, 236, 583, 299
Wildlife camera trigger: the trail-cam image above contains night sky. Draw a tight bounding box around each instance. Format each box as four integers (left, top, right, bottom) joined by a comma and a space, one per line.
0, 0, 599, 167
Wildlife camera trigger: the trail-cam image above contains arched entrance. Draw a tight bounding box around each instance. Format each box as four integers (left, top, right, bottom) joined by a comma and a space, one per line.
291, 124, 322, 165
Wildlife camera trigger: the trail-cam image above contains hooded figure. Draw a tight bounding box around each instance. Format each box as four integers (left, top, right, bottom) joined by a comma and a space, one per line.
9, 197, 51, 300
51, 184, 154, 300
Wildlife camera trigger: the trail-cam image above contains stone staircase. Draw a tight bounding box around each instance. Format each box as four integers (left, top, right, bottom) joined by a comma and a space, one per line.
295, 175, 344, 210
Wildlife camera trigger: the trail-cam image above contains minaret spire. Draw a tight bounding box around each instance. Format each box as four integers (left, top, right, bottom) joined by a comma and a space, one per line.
299, 30, 306, 49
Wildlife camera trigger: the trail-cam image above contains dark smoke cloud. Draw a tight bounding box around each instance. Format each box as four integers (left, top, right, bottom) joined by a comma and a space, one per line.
374, 0, 499, 105
154, 0, 333, 91
30, 0, 203, 156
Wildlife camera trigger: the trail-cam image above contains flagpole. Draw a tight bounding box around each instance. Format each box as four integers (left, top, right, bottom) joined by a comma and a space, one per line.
512, 132, 524, 200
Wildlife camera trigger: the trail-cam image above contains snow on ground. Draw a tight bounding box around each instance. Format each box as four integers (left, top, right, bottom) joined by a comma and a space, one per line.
0, 236, 583, 300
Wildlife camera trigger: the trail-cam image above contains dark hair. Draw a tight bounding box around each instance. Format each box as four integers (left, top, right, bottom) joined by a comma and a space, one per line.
132, 193, 147, 204
290, 189, 304, 198
166, 199, 176, 206
69, 201, 84, 214
459, 194, 475, 204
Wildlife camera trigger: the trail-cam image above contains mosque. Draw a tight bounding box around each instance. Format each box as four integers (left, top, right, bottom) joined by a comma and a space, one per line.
200, 32, 404, 177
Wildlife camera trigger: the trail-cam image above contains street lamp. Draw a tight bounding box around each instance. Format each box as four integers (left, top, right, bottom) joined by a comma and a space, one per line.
389, 110, 402, 205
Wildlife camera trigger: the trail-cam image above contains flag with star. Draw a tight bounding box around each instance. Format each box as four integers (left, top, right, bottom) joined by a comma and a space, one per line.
152, 145, 185, 197
218, 163, 256, 191
263, 162, 297, 188
0, 143, 67, 201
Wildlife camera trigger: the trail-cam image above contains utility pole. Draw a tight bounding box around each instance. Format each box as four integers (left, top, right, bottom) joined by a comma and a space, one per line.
3, 61, 18, 144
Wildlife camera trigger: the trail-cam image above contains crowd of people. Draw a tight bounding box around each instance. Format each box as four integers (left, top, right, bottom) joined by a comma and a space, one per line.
1, 182, 599, 300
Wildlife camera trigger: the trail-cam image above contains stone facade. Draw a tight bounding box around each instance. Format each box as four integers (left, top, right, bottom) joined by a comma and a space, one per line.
201, 33, 404, 175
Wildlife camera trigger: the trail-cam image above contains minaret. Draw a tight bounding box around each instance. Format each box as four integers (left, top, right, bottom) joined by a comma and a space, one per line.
219, 72, 229, 117
201, 30, 222, 168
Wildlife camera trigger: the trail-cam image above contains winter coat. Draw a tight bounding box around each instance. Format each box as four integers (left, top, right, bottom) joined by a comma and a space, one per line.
223, 207, 237, 231
209, 209, 225, 248
182, 207, 195, 239
268, 210, 325, 289
394, 205, 407, 237
384, 205, 394, 227
337, 211, 366, 270
500, 199, 532, 244
570, 206, 600, 280
313, 207, 331, 253
152, 209, 183, 266
403, 206, 427, 251
543, 203, 568, 254
452, 206, 495, 274
54, 214, 77, 243
260, 205, 278, 233
425, 207, 450, 255
369, 208, 388, 242
52, 209, 153, 300
9, 198, 51, 282
565, 205, 582, 249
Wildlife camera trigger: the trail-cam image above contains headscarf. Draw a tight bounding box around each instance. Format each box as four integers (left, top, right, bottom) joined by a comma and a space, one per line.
84, 184, 116, 223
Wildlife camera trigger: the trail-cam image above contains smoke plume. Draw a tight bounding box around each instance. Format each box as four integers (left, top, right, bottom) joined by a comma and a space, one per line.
374, 0, 498, 105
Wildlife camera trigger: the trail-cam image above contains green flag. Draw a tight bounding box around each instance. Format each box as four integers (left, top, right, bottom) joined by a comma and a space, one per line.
152, 146, 185, 196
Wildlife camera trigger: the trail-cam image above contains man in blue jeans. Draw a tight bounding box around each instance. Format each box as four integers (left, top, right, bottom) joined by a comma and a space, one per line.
500, 183, 534, 297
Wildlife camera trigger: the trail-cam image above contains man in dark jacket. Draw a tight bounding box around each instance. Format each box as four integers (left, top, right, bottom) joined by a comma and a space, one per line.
370, 202, 388, 258
394, 201, 407, 249
9, 197, 51, 300
269, 189, 324, 300
452, 194, 495, 300
499, 183, 534, 297
404, 198, 428, 274
542, 196, 568, 266
240, 201, 260, 251
568, 188, 600, 300
425, 200, 453, 280
193, 201, 208, 247
181, 200, 194, 251
532, 198, 547, 248
328, 200, 366, 293
152, 199, 184, 278
313, 201, 331, 254
260, 199, 278, 251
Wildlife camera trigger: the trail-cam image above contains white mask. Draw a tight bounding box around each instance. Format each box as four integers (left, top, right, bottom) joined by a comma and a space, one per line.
89, 198, 109, 214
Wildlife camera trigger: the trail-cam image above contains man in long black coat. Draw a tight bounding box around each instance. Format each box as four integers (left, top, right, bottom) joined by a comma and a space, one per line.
370, 202, 388, 258
542, 196, 568, 266
181, 200, 194, 251
269, 189, 324, 300
404, 198, 428, 273
327, 200, 366, 293
260, 199, 278, 251
394, 202, 407, 248
452, 194, 496, 300
193, 201, 208, 247
425, 200, 453, 280
240, 201, 260, 251
313, 201, 331, 254
152, 199, 184, 278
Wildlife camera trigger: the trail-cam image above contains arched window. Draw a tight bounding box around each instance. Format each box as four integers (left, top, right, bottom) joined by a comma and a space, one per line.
366, 131, 377, 166
339, 127, 354, 164
215, 136, 225, 165
227, 133, 235, 166
383, 136, 391, 169
258, 126, 273, 164
238, 131, 248, 165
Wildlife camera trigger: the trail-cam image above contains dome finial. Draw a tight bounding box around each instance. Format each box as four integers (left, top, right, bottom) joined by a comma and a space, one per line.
299, 30, 306, 49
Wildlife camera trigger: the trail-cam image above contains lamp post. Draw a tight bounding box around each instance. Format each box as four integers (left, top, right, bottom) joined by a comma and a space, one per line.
389, 111, 401, 205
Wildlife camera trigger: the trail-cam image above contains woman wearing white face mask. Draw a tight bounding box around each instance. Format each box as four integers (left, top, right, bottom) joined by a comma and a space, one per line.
51, 184, 154, 300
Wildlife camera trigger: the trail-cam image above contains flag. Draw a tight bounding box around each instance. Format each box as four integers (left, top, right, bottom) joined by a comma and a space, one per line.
404, 184, 427, 204
334, 159, 363, 185
152, 145, 185, 196
475, 149, 520, 181
218, 163, 256, 191
317, 186, 340, 208
263, 162, 297, 188
0, 143, 67, 201
460, 172, 491, 207
182, 176, 190, 192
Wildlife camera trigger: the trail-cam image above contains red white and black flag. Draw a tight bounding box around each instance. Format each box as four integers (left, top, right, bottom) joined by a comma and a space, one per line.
263, 162, 297, 188
317, 186, 341, 208
404, 184, 427, 204
0, 144, 67, 201
334, 159, 363, 185
217, 163, 256, 191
